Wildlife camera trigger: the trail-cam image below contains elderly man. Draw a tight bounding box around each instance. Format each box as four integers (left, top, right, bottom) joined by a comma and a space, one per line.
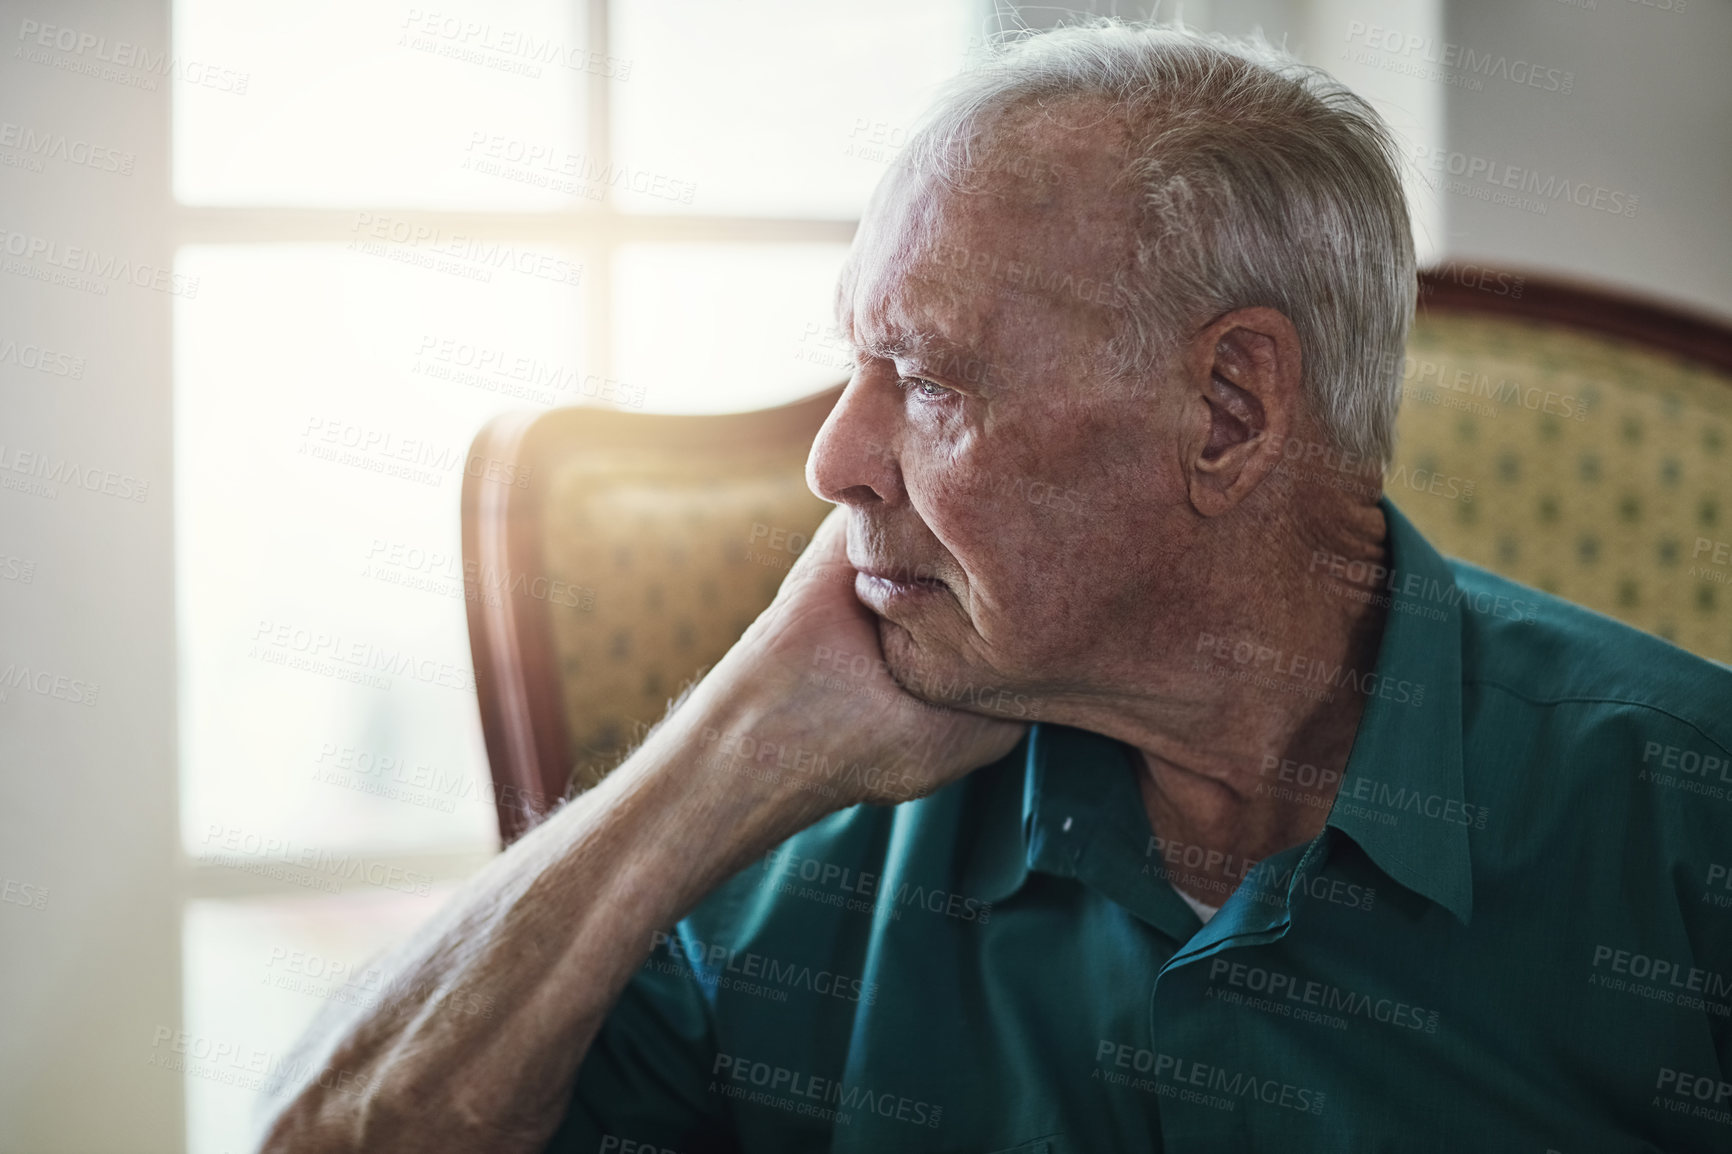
263, 23, 1732, 1154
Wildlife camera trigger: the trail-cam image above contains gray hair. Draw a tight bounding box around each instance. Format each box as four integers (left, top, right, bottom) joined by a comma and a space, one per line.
902, 20, 1416, 470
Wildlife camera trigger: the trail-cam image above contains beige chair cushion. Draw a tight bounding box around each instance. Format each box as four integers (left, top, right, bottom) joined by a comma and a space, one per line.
1391, 311, 1731, 663
538, 455, 831, 790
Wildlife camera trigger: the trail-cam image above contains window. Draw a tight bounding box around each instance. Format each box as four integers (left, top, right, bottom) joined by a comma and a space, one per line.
170, 1, 980, 1149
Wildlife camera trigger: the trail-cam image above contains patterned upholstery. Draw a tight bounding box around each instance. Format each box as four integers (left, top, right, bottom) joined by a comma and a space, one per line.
526, 308, 1731, 800
1391, 312, 1731, 664
538, 454, 832, 792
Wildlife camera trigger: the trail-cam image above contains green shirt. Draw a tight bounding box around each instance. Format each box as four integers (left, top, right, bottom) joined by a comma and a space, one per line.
549, 499, 1732, 1153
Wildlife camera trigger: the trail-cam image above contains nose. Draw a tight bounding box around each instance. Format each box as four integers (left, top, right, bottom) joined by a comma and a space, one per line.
806, 374, 902, 508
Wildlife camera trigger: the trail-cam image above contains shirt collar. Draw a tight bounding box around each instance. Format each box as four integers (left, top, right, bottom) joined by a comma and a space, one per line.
964, 724, 1140, 906
1321, 497, 1473, 925
963, 497, 1473, 926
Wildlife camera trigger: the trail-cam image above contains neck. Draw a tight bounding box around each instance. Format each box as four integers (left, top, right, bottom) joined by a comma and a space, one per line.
1041, 493, 1392, 906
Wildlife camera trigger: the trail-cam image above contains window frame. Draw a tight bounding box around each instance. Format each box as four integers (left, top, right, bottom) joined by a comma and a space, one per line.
170, 0, 857, 905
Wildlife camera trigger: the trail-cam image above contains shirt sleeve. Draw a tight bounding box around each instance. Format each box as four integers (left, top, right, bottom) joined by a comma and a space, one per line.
541, 931, 739, 1154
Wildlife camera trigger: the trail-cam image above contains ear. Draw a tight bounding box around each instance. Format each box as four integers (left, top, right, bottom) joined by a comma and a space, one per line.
1179, 307, 1303, 517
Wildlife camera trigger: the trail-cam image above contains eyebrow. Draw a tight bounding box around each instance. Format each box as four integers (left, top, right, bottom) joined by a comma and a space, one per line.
850, 329, 978, 371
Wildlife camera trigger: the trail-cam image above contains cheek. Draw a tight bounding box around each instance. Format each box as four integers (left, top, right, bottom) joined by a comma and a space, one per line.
931, 488, 1089, 624
912, 452, 1083, 586
927, 487, 1003, 555
907, 397, 1161, 623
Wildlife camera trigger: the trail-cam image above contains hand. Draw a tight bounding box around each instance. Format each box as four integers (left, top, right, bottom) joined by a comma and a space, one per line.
681, 506, 1030, 810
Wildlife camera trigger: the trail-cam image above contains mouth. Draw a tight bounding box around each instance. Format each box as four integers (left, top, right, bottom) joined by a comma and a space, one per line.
852, 565, 946, 610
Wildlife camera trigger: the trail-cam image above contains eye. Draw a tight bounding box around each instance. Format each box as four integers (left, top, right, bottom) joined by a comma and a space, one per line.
899, 376, 954, 402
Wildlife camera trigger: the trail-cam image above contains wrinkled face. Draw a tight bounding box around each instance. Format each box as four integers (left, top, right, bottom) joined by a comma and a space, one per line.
806, 106, 1209, 711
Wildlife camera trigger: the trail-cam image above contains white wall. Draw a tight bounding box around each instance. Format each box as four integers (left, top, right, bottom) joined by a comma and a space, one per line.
0, 1, 182, 1151
1442, 0, 1731, 319
997, 0, 1732, 318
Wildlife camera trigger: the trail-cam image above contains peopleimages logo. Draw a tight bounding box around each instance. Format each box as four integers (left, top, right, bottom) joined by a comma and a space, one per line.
808, 644, 1044, 720
929, 238, 1125, 311
0, 227, 199, 296
1428, 260, 1524, 299
1654, 1067, 1732, 1127
200, 824, 435, 896
347, 213, 584, 287
0, 662, 100, 706
1307, 549, 1539, 624
0, 443, 149, 503
249, 618, 478, 695
708, 1052, 943, 1128
414, 335, 646, 409
1344, 21, 1575, 94
463, 132, 695, 205
0, 120, 134, 174
648, 931, 876, 1005
1589, 945, 1732, 1009
398, 8, 632, 80
14, 18, 250, 93
1194, 632, 1425, 707
0, 335, 85, 377
1093, 1041, 1326, 1115
762, 847, 994, 924
1334, 775, 1488, 830
1412, 145, 1638, 219
0, 877, 49, 911
1206, 959, 1440, 1033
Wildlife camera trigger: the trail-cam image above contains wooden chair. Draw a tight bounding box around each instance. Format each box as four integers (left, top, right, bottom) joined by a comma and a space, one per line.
462, 390, 838, 842
463, 270, 1732, 843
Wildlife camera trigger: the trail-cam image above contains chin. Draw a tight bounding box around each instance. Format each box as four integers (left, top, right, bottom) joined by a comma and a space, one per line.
875, 618, 932, 690
875, 620, 1043, 722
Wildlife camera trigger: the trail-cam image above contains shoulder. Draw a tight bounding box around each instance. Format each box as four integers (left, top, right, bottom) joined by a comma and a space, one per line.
1449, 558, 1732, 826
1451, 557, 1732, 743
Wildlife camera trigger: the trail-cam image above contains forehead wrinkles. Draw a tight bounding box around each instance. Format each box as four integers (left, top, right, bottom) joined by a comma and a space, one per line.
840, 184, 999, 358
839, 112, 1136, 379
835, 163, 930, 327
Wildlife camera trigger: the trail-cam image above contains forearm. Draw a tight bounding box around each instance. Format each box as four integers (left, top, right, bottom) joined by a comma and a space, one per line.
254, 507, 1025, 1152
257, 696, 835, 1154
